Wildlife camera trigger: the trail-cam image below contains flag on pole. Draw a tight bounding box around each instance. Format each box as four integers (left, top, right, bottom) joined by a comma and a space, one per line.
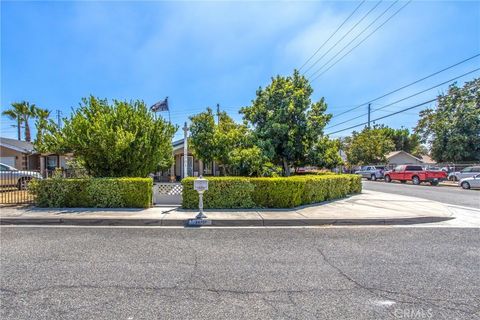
150, 97, 169, 112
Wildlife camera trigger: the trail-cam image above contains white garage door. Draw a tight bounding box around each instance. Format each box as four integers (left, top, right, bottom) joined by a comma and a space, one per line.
0, 157, 16, 168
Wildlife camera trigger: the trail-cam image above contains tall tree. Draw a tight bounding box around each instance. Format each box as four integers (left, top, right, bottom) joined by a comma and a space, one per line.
375, 125, 422, 157
33, 108, 52, 146
241, 70, 331, 176
36, 96, 177, 177
189, 108, 251, 175
415, 78, 480, 162
2, 101, 28, 140
346, 127, 395, 165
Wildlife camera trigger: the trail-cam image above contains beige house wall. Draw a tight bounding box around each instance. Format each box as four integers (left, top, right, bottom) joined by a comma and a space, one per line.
0, 146, 27, 169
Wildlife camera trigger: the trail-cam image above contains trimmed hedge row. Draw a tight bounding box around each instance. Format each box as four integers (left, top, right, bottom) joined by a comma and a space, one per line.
182, 174, 361, 209
30, 177, 153, 208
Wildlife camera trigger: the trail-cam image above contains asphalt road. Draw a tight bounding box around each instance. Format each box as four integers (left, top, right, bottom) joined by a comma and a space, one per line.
362, 180, 480, 209
1, 227, 479, 320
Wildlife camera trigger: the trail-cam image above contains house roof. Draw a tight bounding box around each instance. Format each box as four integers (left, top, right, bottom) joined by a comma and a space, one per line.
386, 150, 423, 163
0, 137, 35, 154
419, 154, 435, 164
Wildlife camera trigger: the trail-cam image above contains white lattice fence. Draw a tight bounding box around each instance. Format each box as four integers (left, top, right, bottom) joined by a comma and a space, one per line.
153, 183, 183, 205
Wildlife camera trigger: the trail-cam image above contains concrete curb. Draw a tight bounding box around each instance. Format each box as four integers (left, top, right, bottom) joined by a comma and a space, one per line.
0, 216, 454, 227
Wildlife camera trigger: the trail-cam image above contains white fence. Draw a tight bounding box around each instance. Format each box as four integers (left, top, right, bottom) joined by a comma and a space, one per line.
153, 183, 182, 205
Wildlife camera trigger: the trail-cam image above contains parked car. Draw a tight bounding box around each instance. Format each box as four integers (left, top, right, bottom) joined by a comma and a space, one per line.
354, 166, 385, 181
448, 166, 480, 181
459, 174, 480, 189
0, 163, 42, 190
384, 165, 447, 186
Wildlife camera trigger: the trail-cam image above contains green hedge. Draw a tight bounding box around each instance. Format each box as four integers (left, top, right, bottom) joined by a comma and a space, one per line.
182, 174, 362, 209
30, 177, 153, 208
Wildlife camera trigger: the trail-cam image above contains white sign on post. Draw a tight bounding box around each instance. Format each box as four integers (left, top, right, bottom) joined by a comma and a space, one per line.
194, 178, 208, 192
188, 176, 209, 224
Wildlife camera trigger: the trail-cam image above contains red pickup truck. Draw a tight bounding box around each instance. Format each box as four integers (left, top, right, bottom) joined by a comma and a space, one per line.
384, 165, 447, 186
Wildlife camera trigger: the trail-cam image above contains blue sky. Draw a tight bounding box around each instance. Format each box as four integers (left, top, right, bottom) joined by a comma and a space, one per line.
1, 0, 479, 141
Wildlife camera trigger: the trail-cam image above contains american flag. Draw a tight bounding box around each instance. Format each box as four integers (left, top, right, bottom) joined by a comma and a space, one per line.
150, 97, 169, 112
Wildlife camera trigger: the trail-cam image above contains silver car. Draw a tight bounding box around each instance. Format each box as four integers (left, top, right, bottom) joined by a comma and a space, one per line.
0, 163, 42, 190
459, 174, 480, 189
354, 166, 385, 181
448, 166, 480, 181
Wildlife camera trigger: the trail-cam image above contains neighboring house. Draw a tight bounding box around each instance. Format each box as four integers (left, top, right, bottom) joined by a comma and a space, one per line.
0, 137, 39, 170
386, 150, 434, 166
0, 136, 70, 172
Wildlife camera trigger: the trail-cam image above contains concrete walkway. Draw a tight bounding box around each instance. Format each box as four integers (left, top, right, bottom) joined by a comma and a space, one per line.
1, 190, 471, 227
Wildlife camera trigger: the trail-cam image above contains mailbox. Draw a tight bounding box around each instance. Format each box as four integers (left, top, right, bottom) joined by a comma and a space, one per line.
194, 177, 208, 193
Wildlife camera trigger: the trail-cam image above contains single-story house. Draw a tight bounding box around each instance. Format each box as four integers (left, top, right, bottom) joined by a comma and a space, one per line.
386, 150, 436, 166
0, 136, 71, 172
0, 137, 39, 170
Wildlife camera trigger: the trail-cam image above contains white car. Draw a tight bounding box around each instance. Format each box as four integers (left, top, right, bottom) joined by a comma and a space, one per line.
459, 174, 480, 189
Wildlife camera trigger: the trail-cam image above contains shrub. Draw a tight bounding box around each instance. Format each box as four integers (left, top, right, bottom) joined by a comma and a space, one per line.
30, 177, 152, 208
182, 174, 361, 209
182, 177, 255, 209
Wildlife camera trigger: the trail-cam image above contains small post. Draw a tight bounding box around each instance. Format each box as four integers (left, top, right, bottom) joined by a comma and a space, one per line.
193, 175, 209, 219
183, 122, 188, 178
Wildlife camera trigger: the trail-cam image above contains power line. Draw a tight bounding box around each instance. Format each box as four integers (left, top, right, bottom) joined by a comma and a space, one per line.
298, 1, 366, 71
325, 67, 480, 130
326, 98, 437, 135
303, 0, 383, 75
308, 0, 399, 80
328, 53, 480, 119
310, 0, 412, 82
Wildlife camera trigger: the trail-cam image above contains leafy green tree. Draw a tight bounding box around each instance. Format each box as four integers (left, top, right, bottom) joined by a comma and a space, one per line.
308, 137, 343, 169
189, 108, 255, 175
189, 108, 217, 166
36, 96, 177, 177
241, 70, 331, 175
346, 127, 395, 165
375, 125, 422, 156
415, 78, 480, 162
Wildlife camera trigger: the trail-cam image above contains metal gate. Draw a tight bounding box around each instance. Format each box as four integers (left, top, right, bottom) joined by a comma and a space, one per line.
153, 183, 182, 205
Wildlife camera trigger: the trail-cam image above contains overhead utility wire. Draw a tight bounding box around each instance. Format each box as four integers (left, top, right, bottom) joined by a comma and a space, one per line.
328, 53, 480, 119
325, 67, 480, 130
298, 1, 366, 71
308, 0, 399, 80
326, 98, 437, 135
310, 0, 412, 82
302, 0, 382, 75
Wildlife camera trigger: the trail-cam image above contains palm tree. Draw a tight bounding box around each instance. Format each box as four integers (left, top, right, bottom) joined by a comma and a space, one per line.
2, 102, 27, 140
23, 102, 38, 142
34, 108, 51, 145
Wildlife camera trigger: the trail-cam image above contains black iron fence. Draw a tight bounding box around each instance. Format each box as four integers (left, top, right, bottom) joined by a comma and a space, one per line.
0, 168, 88, 205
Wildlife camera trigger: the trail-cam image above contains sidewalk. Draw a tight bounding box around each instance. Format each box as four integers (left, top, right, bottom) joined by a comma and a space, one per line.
0, 190, 458, 226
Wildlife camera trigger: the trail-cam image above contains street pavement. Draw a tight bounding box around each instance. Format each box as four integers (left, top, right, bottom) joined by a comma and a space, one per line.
362, 180, 479, 209
1, 226, 479, 320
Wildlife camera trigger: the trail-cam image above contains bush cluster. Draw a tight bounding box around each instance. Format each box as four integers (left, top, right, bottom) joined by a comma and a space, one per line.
182, 174, 361, 209
30, 177, 152, 208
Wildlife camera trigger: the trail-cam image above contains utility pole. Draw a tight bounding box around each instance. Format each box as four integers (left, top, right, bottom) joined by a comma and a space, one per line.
367, 103, 371, 128
183, 122, 188, 179
56, 110, 62, 128
216, 103, 220, 125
